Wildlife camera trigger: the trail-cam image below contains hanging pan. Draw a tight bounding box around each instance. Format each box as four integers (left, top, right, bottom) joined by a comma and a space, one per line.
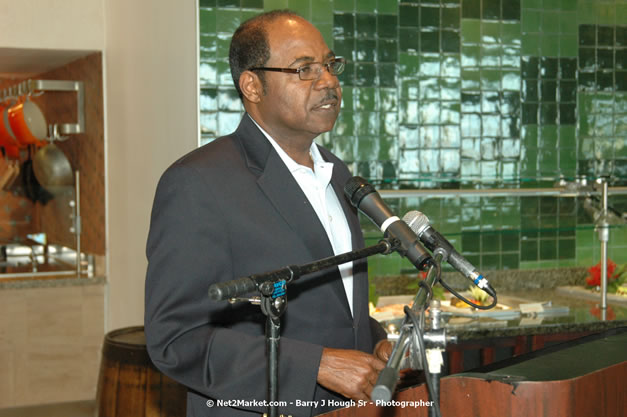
32, 124, 73, 195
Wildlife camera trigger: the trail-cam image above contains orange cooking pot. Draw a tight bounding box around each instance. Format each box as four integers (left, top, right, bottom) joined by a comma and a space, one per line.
8, 98, 47, 148
0, 101, 21, 158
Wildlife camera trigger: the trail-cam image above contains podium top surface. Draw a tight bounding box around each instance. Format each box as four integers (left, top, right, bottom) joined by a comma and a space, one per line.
458, 327, 627, 382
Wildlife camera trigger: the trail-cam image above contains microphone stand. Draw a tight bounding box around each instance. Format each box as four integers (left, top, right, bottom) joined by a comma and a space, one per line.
213, 239, 398, 417
372, 253, 456, 417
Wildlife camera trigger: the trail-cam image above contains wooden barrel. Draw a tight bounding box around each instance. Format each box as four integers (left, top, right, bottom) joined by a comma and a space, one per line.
96, 326, 187, 417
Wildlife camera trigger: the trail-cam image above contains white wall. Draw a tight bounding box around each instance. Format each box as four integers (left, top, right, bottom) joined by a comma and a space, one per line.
0, 0, 198, 332
0, 0, 104, 50
104, 0, 199, 330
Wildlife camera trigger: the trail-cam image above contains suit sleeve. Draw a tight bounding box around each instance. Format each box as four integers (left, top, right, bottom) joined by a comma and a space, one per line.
369, 317, 388, 344
144, 163, 323, 416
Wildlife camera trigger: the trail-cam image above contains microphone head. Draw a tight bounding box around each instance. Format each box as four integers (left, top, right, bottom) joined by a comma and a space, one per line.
344, 176, 376, 208
402, 210, 431, 236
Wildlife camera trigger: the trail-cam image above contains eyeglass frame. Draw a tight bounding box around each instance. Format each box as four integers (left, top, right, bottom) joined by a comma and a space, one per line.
248, 57, 346, 81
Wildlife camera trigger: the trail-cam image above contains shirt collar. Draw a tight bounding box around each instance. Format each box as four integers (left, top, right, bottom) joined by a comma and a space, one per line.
248, 114, 330, 174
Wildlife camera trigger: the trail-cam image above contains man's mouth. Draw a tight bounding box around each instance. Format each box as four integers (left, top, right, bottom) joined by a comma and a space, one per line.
316, 102, 336, 110
313, 91, 340, 111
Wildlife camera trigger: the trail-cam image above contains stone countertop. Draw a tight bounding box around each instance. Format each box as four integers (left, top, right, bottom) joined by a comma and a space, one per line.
371, 267, 590, 296
377, 289, 627, 341
450, 289, 627, 340
0, 275, 106, 290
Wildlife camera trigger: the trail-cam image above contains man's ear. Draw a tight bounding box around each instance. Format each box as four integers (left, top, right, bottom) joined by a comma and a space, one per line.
239, 71, 263, 103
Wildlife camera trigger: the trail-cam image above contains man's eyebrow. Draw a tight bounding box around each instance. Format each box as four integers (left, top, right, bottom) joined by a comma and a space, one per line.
289, 56, 316, 67
289, 51, 337, 67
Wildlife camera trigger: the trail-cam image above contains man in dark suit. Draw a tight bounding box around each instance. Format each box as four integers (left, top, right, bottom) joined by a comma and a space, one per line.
145, 10, 391, 417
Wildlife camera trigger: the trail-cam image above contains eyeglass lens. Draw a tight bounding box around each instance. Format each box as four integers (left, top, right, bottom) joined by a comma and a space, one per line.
299, 60, 345, 80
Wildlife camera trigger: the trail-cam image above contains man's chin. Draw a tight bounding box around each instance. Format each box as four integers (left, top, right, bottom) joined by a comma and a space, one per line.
315, 121, 338, 136
313, 113, 340, 131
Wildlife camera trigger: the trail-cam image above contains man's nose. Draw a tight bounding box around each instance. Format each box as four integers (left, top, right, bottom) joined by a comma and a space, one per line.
314, 65, 340, 89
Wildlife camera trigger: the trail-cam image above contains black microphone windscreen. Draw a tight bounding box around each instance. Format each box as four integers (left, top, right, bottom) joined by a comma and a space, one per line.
344, 176, 376, 208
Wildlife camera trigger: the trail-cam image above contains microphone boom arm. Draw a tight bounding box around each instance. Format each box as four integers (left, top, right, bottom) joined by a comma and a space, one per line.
208, 238, 398, 301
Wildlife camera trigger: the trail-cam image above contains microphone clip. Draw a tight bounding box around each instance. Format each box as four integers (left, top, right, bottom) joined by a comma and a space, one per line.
379, 237, 401, 255
431, 246, 450, 263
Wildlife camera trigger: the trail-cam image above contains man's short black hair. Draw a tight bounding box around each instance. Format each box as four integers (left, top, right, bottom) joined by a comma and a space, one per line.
229, 9, 302, 100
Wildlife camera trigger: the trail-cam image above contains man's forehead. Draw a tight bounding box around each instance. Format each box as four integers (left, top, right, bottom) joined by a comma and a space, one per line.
265, 17, 331, 61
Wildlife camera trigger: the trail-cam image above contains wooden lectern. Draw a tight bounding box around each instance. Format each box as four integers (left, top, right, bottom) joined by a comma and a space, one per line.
321, 327, 627, 417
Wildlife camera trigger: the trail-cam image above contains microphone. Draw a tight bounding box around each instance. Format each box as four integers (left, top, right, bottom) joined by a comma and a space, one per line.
344, 177, 432, 271
402, 210, 496, 298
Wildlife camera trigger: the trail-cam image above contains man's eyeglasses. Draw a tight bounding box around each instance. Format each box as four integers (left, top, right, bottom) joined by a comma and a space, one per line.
248, 58, 346, 81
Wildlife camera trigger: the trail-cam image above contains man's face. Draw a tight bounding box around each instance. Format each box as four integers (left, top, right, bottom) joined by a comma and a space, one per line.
255, 17, 342, 143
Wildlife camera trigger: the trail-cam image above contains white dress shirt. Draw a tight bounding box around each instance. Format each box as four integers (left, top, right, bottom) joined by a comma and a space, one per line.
250, 116, 355, 316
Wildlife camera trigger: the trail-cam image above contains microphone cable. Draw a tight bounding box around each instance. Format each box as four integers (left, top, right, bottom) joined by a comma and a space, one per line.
437, 276, 498, 310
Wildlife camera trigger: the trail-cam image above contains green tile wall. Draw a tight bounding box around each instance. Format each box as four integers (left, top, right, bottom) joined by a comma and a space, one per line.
199, 0, 627, 275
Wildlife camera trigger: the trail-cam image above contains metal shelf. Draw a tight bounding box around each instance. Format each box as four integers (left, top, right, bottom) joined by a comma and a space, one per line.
380, 187, 627, 199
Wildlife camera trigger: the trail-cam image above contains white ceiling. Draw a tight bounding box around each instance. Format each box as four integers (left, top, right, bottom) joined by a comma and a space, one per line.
0, 47, 95, 82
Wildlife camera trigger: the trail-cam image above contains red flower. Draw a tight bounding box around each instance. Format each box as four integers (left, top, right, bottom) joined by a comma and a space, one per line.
590, 305, 616, 321
585, 259, 618, 287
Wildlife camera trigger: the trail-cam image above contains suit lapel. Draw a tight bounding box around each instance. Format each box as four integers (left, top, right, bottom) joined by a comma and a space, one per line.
234, 117, 351, 314
256, 150, 335, 262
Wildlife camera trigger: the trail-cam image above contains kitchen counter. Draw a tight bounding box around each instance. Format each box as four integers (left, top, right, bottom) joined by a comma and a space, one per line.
445, 289, 627, 340
0, 242, 103, 289
376, 288, 627, 375
0, 275, 105, 289
377, 289, 627, 341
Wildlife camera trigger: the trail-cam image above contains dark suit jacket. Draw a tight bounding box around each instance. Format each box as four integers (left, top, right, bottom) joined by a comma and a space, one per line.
145, 115, 387, 417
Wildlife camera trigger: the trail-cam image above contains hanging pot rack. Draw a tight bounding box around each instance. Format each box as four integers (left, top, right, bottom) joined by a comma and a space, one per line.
0, 79, 85, 141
